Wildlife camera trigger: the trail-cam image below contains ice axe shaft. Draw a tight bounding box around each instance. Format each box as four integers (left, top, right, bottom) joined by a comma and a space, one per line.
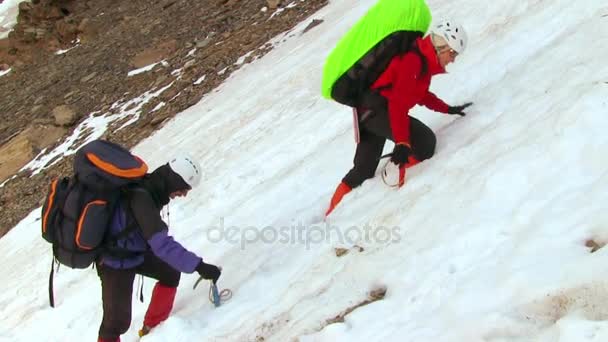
193, 265, 231, 308
378, 152, 393, 161
211, 283, 221, 307
193, 276, 222, 307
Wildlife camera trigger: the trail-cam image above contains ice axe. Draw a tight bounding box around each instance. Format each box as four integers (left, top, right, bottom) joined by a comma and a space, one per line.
210, 283, 221, 307
193, 267, 232, 307
378, 152, 410, 188
378, 152, 393, 161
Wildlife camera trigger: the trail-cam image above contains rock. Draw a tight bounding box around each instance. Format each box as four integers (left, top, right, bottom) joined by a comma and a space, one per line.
80, 71, 97, 83
77, 18, 100, 43
162, 0, 177, 9
369, 286, 387, 300
585, 239, 603, 253
0, 133, 35, 183
22, 27, 41, 42
158, 40, 178, 53
45, 38, 61, 51
131, 40, 178, 68
32, 117, 53, 125
31, 105, 43, 114
45, 6, 64, 20
302, 19, 323, 34
176, 78, 191, 90
160, 86, 179, 101
0, 124, 67, 182
120, 15, 135, 22
55, 20, 78, 41
63, 90, 77, 99
195, 36, 212, 48
150, 112, 169, 126
23, 124, 67, 152
18, 2, 34, 12
77, 18, 90, 32
0, 49, 14, 65
13, 59, 25, 68
154, 74, 168, 87
131, 51, 164, 69
185, 93, 201, 107
100, 104, 111, 113
35, 28, 46, 39
353, 245, 364, 252
31, 5, 50, 20
183, 59, 196, 70
194, 40, 207, 49
334, 248, 349, 257
267, 0, 281, 9
0, 38, 10, 50
52, 104, 78, 126
16, 12, 30, 26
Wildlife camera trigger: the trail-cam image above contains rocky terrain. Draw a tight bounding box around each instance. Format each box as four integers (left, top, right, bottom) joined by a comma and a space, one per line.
0, 0, 328, 235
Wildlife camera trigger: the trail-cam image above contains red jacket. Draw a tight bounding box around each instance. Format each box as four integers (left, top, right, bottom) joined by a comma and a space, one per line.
371, 36, 449, 144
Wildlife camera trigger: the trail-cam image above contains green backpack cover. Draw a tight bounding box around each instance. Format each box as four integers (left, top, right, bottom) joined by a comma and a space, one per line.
321, 0, 432, 101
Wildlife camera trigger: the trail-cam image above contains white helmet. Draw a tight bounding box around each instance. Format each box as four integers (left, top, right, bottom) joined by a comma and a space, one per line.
431, 19, 467, 54
169, 155, 202, 189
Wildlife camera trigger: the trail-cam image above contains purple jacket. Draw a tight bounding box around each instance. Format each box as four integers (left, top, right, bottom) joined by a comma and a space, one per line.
101, 181, 201, 273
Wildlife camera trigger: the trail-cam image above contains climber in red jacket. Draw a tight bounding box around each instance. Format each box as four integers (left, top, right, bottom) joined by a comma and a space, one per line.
326, 19, 473, 216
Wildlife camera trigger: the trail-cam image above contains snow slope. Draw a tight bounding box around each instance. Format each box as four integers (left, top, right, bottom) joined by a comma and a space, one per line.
2, 0, 608, 341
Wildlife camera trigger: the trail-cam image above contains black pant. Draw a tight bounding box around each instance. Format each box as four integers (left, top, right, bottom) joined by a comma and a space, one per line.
97, 252, 180, 339
343, 109, 436, 188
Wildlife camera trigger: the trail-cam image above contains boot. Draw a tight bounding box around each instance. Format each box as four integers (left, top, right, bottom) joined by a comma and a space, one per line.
138, 325, 152, 337
325, 182, 352, 217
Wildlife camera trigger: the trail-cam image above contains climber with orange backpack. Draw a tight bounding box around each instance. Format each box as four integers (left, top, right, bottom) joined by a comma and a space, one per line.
321, 0, 473, 216
41, 140, 222, 341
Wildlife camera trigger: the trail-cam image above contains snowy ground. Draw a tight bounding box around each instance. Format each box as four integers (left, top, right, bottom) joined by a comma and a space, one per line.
2, 0, 608, 341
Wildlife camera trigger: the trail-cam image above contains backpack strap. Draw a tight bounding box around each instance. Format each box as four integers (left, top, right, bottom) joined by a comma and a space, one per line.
107, 222, 137, 242
102, 188, 145, 259
108, 188, 139, 243
371, 41, 429, 96
48, 256, 58, 308
47, 179, 72, 309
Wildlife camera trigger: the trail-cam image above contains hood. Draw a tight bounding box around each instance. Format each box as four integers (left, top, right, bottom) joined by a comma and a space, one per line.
417, 36, 446, 76
141, 164, 190, 208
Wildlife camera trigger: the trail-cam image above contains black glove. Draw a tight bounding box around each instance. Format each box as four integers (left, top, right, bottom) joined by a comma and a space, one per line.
447, 102, 473, 116
195, 261, 221, 284
390, 143, 411, 165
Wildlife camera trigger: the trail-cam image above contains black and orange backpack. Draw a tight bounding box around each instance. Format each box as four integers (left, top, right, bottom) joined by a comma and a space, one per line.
41, 139, 148, 306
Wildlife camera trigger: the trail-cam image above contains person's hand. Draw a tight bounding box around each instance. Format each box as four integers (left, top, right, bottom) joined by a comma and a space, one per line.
390, 143, 411, 165
195, 261, 221, 284
447, 102, 473, 116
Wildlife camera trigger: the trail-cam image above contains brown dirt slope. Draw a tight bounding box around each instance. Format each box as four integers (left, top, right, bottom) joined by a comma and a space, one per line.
0, 0, 328, 235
